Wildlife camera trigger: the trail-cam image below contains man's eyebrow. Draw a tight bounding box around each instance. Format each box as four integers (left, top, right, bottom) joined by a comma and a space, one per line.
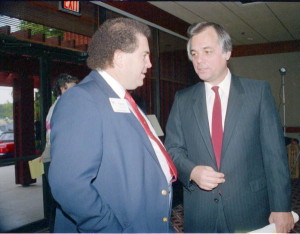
191, 46, 213, 50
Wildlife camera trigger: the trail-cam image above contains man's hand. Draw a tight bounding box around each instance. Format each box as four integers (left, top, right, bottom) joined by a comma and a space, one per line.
269, 212, 294, 233
190, 165, 225, 190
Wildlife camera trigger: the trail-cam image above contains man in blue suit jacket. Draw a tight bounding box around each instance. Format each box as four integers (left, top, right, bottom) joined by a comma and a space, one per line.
49, 17, 176, 233
165, 22, 294, 233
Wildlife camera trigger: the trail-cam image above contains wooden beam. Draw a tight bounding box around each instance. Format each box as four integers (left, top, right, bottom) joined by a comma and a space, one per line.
232, 40, 300, 57
104, 1, 189, 37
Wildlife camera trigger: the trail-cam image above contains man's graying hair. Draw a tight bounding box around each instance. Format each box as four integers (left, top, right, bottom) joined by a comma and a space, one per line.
87, 17, 151, 70
186, 22, 232, 60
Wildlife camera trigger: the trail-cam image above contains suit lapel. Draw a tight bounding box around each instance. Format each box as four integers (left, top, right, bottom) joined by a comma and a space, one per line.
222, 76, 244, 157
192, 83, 215, 163
191, 76, 245, 167
90, 70, 119, 98
126, 112, 161, 165
91, 71, 161, 165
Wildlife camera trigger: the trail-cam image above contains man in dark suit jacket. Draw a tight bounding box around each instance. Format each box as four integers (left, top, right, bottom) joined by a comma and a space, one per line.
48, 17, 176, 233
165, 22, 294, 233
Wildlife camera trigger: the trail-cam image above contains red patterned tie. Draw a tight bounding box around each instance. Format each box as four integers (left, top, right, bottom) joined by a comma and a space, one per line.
125, 91, 177, 182
211, 86, 223, 169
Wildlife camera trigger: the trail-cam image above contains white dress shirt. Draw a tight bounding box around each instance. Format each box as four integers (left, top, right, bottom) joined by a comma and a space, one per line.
97, 70, 172, 183
205, 69, 231, 135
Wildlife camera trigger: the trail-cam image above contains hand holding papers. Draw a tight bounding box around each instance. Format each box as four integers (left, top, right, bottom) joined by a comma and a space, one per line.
249, 211, 299, 233
28, 157, 44, 179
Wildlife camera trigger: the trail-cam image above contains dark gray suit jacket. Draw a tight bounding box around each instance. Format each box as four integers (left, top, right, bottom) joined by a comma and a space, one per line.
165, 75, 291, 233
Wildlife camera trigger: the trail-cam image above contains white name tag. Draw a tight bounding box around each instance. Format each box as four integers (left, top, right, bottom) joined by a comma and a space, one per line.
109, 98, 130, 113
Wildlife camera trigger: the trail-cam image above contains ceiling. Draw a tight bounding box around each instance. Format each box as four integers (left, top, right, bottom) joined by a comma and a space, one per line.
148, 1, 300, 46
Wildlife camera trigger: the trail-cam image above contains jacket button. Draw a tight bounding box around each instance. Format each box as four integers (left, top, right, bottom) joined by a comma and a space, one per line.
214, 198, 219, 203
163, 217, 168, 222
161, 190, 168, 196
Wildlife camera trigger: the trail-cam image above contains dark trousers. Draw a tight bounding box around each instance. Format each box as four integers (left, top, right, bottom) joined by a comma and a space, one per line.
43, 162, 56, 233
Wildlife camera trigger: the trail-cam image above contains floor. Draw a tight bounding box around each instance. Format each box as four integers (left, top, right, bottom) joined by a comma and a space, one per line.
0, 164, 44, 232
1, 164, 300, 233
291, 179, 300, 233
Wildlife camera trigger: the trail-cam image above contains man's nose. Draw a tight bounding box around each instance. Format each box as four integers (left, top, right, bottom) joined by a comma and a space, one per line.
147, 58, 152, 69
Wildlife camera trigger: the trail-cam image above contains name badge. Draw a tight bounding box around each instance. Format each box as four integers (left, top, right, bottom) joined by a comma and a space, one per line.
109, 98, 130, 113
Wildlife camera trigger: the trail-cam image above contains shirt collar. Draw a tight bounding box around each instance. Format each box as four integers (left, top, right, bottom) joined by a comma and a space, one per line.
97, 69, 126, 99
205, 69, 231, 95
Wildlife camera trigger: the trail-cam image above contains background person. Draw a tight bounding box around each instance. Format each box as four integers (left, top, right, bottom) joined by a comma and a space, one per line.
288, 138, 300, 179
165, 21, 293, 233
41, 73, 78, 232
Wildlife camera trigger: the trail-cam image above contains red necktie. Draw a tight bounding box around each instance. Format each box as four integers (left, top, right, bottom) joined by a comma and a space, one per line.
211, 86, 223, 169
125, 91, 177, 182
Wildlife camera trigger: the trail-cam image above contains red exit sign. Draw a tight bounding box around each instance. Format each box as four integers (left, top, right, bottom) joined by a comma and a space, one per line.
59, 1, 81, 16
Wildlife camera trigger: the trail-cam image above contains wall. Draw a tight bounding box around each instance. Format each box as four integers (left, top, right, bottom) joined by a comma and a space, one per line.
229, 52, 300, 138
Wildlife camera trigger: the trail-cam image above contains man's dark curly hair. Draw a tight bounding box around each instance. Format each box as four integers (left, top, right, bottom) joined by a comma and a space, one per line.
53, 73, 79, 98
87, 17, 151, 70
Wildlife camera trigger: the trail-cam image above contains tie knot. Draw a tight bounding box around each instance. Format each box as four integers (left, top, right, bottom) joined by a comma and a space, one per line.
125, 91, 138, 109
125, 91, 133, 101
212, 86, 219, 94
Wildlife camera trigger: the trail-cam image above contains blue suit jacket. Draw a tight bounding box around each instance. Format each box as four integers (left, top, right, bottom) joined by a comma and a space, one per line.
49, 71, 172, 233
165, 75, 291, 233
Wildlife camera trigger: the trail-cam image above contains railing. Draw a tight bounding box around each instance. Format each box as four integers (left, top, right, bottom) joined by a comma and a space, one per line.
0, 154, 40, 166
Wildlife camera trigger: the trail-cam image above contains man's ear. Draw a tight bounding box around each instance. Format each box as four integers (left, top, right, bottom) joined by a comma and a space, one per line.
60, 86, 67, 94
224, 51, 231, 61
113, 49, 124, 68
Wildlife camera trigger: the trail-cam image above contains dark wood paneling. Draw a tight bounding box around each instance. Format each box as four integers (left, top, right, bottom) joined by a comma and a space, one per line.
232, 40, 300, 57
286, 127, 300, 133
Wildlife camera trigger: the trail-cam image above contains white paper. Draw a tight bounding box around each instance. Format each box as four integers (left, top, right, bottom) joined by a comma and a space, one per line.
249, 211, 299, 233
28, 157, 44, 179
147, 114, 164, 136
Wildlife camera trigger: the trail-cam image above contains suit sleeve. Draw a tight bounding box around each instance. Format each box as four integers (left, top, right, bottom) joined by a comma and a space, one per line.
259, 82, 291, 212
165, 92, 197, 190
48, 87, 123, 232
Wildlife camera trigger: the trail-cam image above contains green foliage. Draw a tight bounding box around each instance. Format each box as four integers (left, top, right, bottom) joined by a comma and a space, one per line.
34, 90, 40, 121
0, 102, 13, 119
33, 89, 55, 121
19, 21, 63, 38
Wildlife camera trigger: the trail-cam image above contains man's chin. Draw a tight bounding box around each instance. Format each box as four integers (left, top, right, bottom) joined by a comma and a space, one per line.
198, 74, 209, 82
138, 80, 144, 87
130, 82, 143, 90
